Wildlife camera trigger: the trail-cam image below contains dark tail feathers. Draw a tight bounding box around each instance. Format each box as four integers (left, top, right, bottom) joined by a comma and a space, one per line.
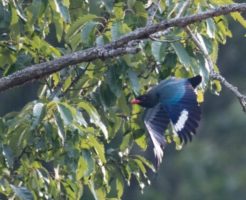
188, 75, 202, 88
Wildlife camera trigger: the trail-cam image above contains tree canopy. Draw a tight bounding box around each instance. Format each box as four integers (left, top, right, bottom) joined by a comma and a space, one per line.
0, 0, 245, 199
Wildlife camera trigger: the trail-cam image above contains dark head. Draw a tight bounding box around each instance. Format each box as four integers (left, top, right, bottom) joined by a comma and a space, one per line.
131, 94, 158, 108
188, 75, 202, 88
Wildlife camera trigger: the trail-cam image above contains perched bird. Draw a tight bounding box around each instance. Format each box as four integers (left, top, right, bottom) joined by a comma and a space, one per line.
131, 75, 202, 166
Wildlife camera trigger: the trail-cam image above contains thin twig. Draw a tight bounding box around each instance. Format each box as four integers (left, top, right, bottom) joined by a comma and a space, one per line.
186, 24, 246, 112
210, 72, 246, 112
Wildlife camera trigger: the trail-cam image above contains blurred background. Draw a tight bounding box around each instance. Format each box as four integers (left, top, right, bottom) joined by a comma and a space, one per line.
0, 8, 246, 200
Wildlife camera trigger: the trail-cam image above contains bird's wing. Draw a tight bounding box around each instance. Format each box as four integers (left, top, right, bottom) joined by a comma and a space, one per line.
144, 103, 170, 167
164, 84, 201, 143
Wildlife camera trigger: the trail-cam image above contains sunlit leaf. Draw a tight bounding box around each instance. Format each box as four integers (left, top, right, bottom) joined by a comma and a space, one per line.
54, 112, 66, 145
54, 0, 71, 23
78, 101, 108, 140
56, 103, 74, 125
196, 90, 204, 103
206, 18, 216, 38
32, 102, 45, 128
231, 12, 246, 29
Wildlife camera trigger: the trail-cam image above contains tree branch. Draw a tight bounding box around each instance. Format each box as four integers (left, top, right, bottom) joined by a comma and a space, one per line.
0, 3, 245, 92
210, 72, 246, 112
186, 24, 246, 112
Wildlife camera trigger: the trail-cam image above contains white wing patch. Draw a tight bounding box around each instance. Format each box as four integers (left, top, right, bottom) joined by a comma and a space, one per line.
145, 122, 164, 164
144, 104, 169, 167
174, 109, 189, 132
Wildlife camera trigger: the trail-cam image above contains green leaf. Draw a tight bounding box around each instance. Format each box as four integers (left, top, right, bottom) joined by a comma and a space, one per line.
134, 132, 147, 150
134, 155, 155, 172
56, 103, 74, 125
171, 42, 191, 69
116, 174, 124, 198
62, 76, 72, 92
88, 135, 106, 163
127, 0, 136, 9
196, 33, 211, 55
113, 3, 124, 19
102, 0, 114, 11
89, 180, 106, 200
32, 102, 45, 128
2, 145, 14, 169
66, 14, 98, 40
231, 12, 246, 29
76, 156, 88, 180
31, 0, 48, 22
53, 12, 64, 42
151, 41, 167, 63
98, 83, 117, 108
128, 69, 140, 95
211, 80, 222, 95
120, 133, 133, 152
78, 101, 108, 140
206, 18, 216, 38
106, 66, 122, 97
54, 0, 71, 23
13, 0, 27, 21
10, 185, 34, 200
54, 112, 66, 145
111, 21, 123, 41
76, 150, 94, 181
81, 21, 99, 46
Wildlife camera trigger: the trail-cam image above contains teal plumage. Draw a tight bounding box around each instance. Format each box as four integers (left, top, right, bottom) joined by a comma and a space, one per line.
131, 75, 202, 166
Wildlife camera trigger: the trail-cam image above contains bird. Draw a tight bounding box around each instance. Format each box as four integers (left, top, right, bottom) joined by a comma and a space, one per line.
131, 75, 202, 167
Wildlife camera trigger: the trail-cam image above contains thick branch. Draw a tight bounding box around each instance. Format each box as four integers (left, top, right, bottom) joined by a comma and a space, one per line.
0, 3, 246, 92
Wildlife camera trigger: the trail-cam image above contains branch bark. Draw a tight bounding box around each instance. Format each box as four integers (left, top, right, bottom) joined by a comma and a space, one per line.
0, 3, 246, 92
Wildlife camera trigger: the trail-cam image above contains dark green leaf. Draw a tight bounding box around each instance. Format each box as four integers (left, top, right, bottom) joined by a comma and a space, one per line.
78, 101, 108, 140
56, 103, 74, 125
2, 145, 14, 169
171, 42, 191, 69
128, 69, 140, 95
151, 41, 167, 63
32, 102, 45, 128
10, 185, 34, 200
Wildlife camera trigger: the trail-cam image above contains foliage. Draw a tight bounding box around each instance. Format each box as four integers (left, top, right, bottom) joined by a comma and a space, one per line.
0, 0, 245, 199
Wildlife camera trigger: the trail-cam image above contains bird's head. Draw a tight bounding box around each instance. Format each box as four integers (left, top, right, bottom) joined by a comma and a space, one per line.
131, 94, 157, 108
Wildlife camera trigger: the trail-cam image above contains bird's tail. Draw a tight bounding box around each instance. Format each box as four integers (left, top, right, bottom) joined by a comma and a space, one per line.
188, 75, 202, 88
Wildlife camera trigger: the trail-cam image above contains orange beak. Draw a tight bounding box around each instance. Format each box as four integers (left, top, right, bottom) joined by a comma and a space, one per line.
131, 99, 141, 104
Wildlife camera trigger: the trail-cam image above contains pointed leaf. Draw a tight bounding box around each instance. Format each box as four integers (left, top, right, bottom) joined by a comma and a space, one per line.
2, 145, 14, 169
128, 69, 140, 95
151, 41, 167, 63
78, 101, 108, 140
32, 102, 45, 128
56, 103, 74, 125
54, 112, 65, 145
171, 42, 191, 69
206, 18, 216, 38
11, 185, 34, 200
